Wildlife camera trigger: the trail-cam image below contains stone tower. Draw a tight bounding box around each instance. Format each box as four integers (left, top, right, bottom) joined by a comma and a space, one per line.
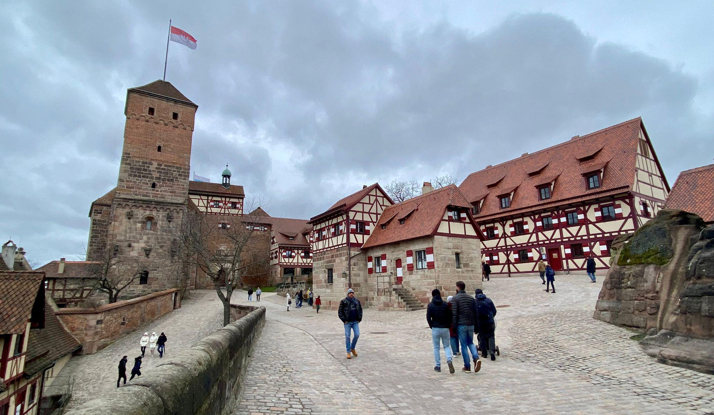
87, 80, 198, 298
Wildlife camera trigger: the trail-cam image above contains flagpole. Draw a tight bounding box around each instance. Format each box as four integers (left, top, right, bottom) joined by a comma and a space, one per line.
163, 19, 171, 81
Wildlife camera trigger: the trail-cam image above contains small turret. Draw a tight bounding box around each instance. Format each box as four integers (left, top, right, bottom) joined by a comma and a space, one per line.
222, 164, 232, 188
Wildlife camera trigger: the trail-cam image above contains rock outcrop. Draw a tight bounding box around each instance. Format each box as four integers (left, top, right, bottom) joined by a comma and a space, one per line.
594, 209, 714, 373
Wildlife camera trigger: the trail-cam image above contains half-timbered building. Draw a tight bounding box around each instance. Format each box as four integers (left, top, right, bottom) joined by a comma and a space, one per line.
36, 259, 99, 308
361, 185, 483, 309
309, 183, 393, 308
664, 163, 714, 224
0, 271, 81, 415
459, 118, 669, 276
265, 218, 312, 285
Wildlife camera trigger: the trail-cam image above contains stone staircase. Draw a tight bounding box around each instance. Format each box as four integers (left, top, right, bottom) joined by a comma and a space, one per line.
393, 286, 425, 311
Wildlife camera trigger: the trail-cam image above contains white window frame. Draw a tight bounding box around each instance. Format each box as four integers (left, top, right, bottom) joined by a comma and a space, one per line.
374, 256, 382, 274
415, 250, 427, 270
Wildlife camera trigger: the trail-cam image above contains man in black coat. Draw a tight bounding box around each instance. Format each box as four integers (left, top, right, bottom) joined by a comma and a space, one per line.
338, 288, 363, 359
586, 255, 597, 283
117, 356, 128, 387
475, 289, 498, 360
482, 261, 491, 281
427, 289, 455, 373
157, 332, 167, 358
451, 281, 481, 373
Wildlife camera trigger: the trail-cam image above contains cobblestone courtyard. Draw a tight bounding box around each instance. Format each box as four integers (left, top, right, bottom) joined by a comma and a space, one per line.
235, 275, 714, 415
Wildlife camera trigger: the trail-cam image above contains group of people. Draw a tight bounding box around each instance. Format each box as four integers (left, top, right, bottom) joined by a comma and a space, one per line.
247, 287, 262, 301
117, 331, 168, 387
428, 282, 498, 373
286, 288, 321, 312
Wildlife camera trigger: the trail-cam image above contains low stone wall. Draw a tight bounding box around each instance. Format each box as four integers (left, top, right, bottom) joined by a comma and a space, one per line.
56, 288, 181, 354
65, 304, 266, 415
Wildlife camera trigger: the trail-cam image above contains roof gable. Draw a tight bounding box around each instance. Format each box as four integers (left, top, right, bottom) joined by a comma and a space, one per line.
36, 261, 101, 279
309, 183, 394, 223
664, 163, 714, 223
0, 271, 45, 334
460, 118, 646, 219
362, 185, 472, 249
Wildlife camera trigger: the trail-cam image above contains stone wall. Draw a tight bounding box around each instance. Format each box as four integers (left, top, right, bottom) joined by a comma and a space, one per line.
594, 210, 714, 373
312, 246, 369, 309
56, 288, 181, 354
64, 304, 266, 415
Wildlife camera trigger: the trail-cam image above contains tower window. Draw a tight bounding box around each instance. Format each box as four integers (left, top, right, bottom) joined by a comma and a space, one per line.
172, 112, 179, 120
148, 107, 155, 116
157, 145, 162, 152
151, 182, 156, 189
139, 271, 149, 285
145, 218, 155, 231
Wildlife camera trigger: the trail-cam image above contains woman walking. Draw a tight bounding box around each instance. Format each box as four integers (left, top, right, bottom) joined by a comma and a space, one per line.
139, 332, 149, 357
149, 332, 158, 356
545, 263, 556, 293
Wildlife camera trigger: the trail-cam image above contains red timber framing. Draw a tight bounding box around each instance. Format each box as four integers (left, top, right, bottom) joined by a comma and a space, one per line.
270, 246, 313, 269
188, 193, 244, 215
461, 118, 669, 276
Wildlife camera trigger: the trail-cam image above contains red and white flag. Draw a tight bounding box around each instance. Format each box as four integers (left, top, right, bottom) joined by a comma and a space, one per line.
170, 26, 197, 50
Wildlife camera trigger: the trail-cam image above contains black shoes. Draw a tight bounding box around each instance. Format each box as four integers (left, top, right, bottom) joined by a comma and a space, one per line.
447, 361, 455, 374
434, 366, 441, 372
491, 353, 496, 361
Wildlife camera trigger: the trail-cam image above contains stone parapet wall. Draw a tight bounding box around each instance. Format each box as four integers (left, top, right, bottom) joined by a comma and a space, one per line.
64, 304, 266, 415
57, 288, 181, 354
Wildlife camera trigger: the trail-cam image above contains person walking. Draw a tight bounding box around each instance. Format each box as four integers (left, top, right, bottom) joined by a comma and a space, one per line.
117, 356, 128, 388
256, 287, 262, 302
338, 288, 362, 359
537, 259, 547, 284
129, 356, 142, 380
446, 296, 460, 356
139, 332, 149, 357
297, 289, 304, 308
286, 292, 292, 312
315, 295, 321, 313
308, 289, 314, 307
248, 287, 254, 301
149, 332, 158, 356
586, 255, 597, 283
427, 289, 455, 373
545, 263, 556, 293
452, 281, 481, 373
482, 260, 491, 282
475, 289, 498, 360
157, 332, 167, 358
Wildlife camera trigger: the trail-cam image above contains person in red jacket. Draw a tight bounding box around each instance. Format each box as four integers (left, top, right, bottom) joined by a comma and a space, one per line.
315, 296, 322, 313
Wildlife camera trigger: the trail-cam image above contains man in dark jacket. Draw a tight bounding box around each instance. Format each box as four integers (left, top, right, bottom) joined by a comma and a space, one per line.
338, 288, 363, 359
586, 255, 597, 283
427, 289, 455, 374
129, 356, 142, 381
482, 261, 491, 281
451, 281, 481, 373
157, 332, 167, 358
117, 356, 128, 387
475, 289, 498, 360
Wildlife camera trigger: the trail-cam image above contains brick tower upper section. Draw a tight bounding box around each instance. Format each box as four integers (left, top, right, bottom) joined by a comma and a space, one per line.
116, 80, 198, 205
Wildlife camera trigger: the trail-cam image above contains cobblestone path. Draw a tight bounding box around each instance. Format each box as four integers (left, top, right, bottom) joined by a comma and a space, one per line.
50, 290, 229, 410
235, 276, 714, 414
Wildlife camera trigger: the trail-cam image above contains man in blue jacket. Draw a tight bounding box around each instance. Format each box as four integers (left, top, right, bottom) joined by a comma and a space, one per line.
586, 255, 597, 283
338, 288, 363, 360
475, 289, 498, 360
452, 281, 481, 373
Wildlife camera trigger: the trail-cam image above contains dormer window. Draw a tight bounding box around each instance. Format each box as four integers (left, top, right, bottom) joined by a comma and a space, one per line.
14, 333, 24, 355
451, 211, 459, 221
381, 224, 387, 229
500, 196, 511, 209
539, 186, 551, 200
399, 219, 405, 224
587, 173, 600, 189
289, 236, 295, 240
471, 205, 480, 215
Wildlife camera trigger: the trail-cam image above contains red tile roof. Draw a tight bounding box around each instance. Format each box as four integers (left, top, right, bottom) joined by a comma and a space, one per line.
24, 298, 81, 376
188, 181, 245, 197
0, 271, 45, 334
310, 183, 394, 223
362, 185, 473, 249
36, 261, 101, 280
268, 217, 312, 247
664, 163, 714, 223
128, 80, 196, 107
460, 118, 664, 220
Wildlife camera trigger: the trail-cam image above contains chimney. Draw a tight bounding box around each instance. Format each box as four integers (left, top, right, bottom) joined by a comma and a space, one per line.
571, 135, 580, 140
521, 152, 529, 157
1, 240, 16, 270
363, 185, 367, 189
422, 182, 433, 195
58, 258, 66, 274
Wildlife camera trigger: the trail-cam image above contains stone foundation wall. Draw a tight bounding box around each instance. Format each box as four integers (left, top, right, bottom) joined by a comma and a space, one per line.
312, 246, 368, 309
64, 304, 266, 415
56, 288, 181, 354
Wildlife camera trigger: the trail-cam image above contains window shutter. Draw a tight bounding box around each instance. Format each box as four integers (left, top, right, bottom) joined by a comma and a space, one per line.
460, 212, 468, 222
492, 255, 499, 265
494, 228, 500, 237
600, 241, 609, 256
367, 256, 373, 274
406, 250, 414, 271
396, 259, 403, 278
594, 206, 603, 222
559, 214, 568, 227
523, 222, 530, 234
564, 245, 572, 259
577, 208, 585, 224
381, 254, 387, 273
426, 247, 435, 269
350, 222, 356, 231
552, 215, 560, 229
509, 224, 515, 236
583, 244, 591, 255
535, 219, 543, 231
528, 249, 535, 261
512, 252, 519, 263
615, 203, 624, 219
365, 224, 371, 235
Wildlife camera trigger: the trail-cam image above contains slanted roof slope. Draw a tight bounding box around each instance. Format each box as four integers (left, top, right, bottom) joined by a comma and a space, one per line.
664, 163, 714, 223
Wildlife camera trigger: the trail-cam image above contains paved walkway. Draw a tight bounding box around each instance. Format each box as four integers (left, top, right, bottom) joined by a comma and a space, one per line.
234, 276, 714, 415
50, 290, 232, 410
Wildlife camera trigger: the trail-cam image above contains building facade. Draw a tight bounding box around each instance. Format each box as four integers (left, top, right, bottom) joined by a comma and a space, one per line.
459, 118, 669, 276
36, 260, 98, 308
266, 217, 312, 286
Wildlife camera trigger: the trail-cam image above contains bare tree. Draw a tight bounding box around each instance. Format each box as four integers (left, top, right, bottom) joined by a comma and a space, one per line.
179, 205, 270, 326
384, 180, 420, 203
88, 249, 146, 304
432, 175, 460, 189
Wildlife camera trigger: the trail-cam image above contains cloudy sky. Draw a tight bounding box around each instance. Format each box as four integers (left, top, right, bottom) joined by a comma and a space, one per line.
1, 1, 712, 265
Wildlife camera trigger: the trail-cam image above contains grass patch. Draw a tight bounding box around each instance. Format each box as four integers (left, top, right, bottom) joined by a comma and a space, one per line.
258, 286, 278, 292
629, 333, 647, 342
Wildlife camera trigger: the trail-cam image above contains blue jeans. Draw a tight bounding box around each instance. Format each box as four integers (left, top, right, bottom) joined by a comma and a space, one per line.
450, 335, 460, 354
157, 344, 165, 357
431, 328, 453, 367
457, 325, 479, 368
587, 272, 596, 282
344, 322, 360, 353
248, 294, 252, 301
